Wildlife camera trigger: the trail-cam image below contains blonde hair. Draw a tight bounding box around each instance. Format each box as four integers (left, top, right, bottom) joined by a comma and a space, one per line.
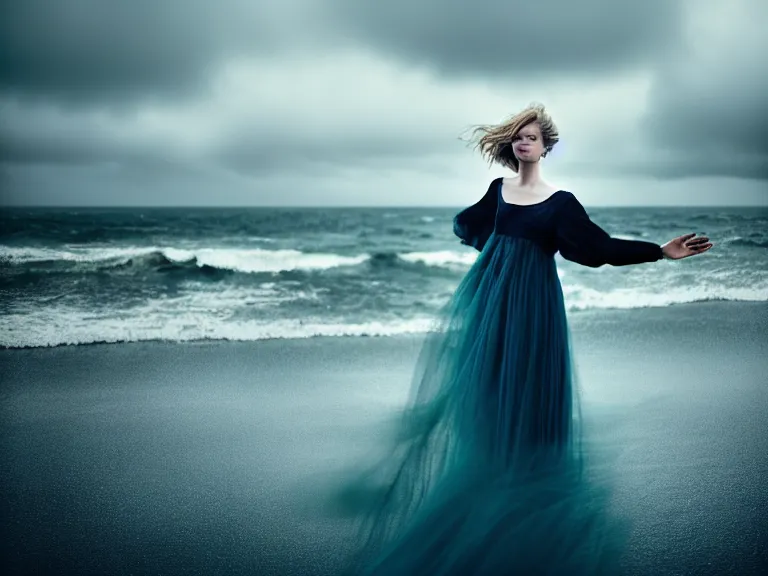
467, 102, 559, 172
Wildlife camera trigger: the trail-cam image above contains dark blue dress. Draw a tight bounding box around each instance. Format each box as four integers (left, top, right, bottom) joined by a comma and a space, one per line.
336, 178, 663, 575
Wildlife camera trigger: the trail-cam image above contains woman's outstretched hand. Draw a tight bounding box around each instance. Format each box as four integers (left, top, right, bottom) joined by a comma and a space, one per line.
661, 233, 713, 260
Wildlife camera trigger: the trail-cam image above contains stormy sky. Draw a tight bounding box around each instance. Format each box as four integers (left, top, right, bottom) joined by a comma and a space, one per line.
1, 0, 766, 207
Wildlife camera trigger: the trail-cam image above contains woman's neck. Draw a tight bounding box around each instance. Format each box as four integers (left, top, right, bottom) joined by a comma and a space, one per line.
515, 162, 542, 187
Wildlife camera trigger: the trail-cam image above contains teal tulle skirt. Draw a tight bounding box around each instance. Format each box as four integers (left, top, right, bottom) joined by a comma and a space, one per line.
328, 233, 631, 575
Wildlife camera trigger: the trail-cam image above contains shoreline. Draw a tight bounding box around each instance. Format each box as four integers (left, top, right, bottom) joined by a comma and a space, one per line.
2, 299, 765, 354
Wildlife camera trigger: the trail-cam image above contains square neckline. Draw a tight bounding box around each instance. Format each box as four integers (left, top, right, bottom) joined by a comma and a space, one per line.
498, 178, 564, 207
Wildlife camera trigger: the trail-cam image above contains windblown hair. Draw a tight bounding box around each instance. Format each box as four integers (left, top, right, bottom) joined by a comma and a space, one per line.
467, 103, 559, 172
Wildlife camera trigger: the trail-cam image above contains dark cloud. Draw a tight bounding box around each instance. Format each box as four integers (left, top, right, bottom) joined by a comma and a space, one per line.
638, 4, 768, 181
0, 0, 766, 199
0, 94, 464, 176
1, 0, 683, 105
0, 128, 115, 166
0, 100, 147, 165
0, 0, 285, 104
324, 0, 684, 78
644, 82, 768, 162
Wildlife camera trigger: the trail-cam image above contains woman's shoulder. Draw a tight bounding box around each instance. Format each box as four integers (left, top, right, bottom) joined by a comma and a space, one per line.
552, 191, 591, 223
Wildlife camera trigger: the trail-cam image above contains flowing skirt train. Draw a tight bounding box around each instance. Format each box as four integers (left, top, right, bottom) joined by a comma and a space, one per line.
331, 234, 630, 575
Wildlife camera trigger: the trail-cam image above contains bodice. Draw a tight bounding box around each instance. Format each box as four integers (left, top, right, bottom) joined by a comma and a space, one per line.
453, 177, 663, 267
494, 181, 564, 255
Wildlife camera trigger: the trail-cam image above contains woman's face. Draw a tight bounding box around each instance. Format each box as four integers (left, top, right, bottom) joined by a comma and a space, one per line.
512, 122, 545, 162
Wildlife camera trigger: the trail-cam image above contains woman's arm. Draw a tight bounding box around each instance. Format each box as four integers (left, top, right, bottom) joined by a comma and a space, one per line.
555, 193, 664, 267
453, 178, 500, 252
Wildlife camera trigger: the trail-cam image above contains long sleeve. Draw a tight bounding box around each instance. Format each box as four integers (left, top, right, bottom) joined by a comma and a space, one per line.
453, 178, 500, 252
555, 193, 663, 267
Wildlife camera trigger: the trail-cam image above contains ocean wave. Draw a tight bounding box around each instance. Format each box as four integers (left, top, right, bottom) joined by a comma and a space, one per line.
2, 287, 765, 349
0, 245, 481, 275
561, 283, 768, 310
110, 251, 229, 277
398, 250, 478, 269
0, 245, 371, 274
0, 314, 439, 349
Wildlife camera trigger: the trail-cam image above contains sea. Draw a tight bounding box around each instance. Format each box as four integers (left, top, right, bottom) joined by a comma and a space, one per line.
1, 205, 766, 349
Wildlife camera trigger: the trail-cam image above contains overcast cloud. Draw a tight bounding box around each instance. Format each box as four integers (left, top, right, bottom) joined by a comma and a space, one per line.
1, 0, 766, 206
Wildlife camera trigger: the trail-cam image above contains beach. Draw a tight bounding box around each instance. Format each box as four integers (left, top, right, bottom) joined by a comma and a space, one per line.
1, 301, 767, 575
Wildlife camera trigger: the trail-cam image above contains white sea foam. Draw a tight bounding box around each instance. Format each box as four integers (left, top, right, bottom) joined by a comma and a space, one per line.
3, 283, 765, 348
561, 283, 768, 310
398, 250, 478, 269
2, 244, 483, 272
1, 307, 438, 348
0, 245, 370, 273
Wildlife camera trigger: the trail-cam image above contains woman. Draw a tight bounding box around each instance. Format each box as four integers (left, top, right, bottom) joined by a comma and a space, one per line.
335, 103, 713, 575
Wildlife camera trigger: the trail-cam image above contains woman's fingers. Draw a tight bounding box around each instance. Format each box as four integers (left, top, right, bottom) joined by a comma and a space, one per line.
689, 243, 713, 254
670, 233, 714, 258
